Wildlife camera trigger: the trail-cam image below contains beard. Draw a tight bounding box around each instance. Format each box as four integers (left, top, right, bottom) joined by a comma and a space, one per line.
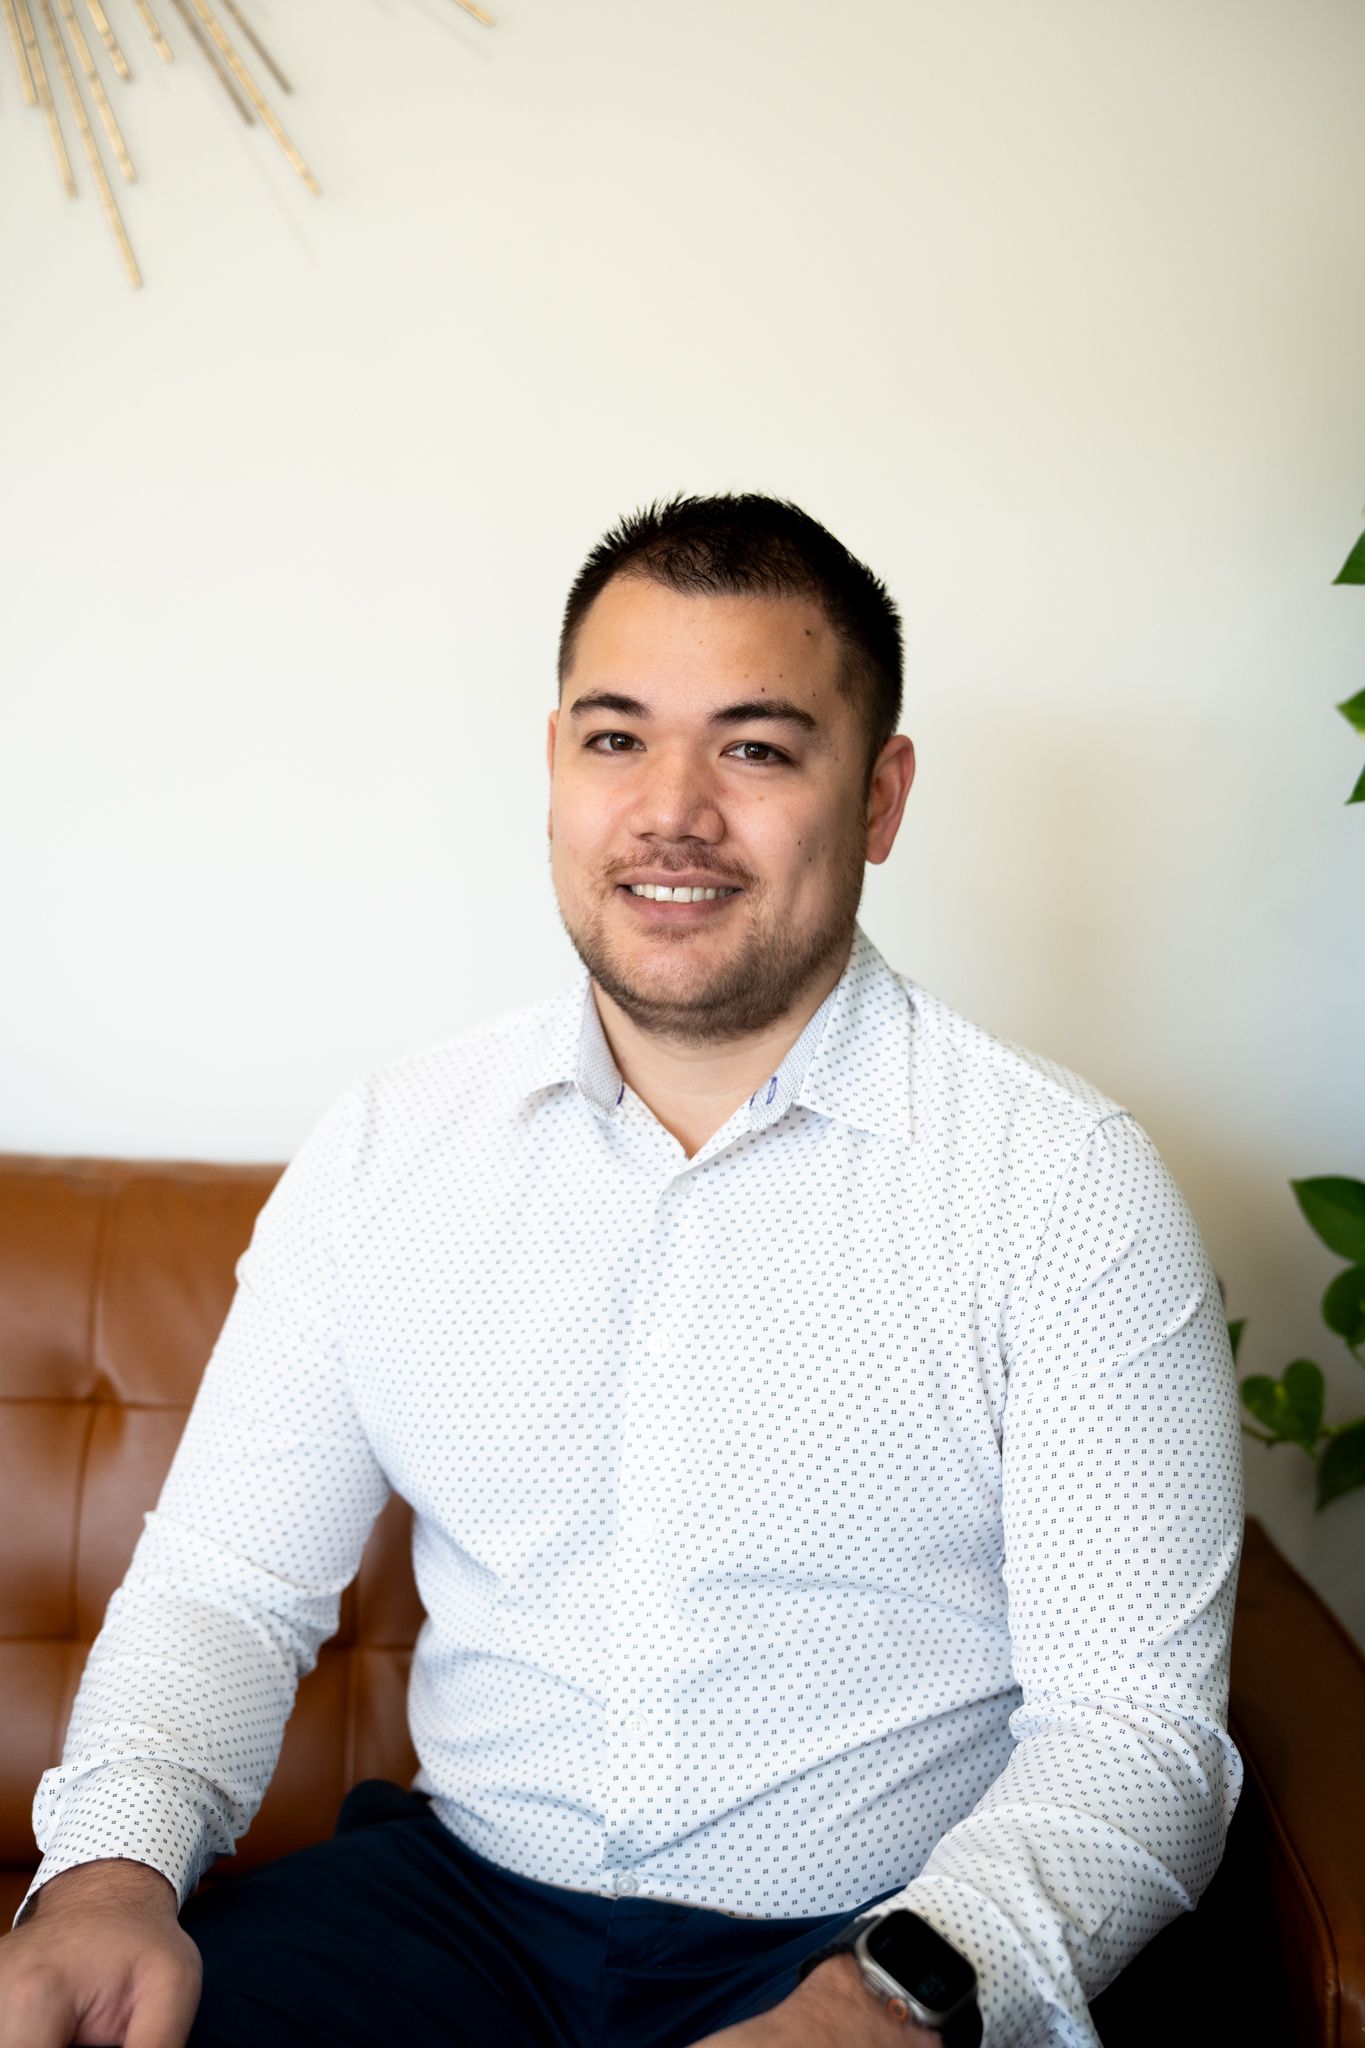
555, 836, 866, 1045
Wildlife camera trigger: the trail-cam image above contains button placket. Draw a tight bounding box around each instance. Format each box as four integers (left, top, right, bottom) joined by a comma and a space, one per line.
602, 1172, 692, 1855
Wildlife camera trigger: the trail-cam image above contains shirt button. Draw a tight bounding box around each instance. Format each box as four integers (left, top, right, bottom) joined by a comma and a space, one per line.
615, 1872, 639, 1896
645, 1328, 673, 1358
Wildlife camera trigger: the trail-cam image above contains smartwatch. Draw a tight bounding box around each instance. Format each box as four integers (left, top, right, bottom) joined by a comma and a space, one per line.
797, 1908, 982, 2043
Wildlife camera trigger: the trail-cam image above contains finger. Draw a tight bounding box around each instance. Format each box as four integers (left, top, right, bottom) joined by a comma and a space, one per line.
0, 1970, 75, 2048
122, 1963, 202, 2048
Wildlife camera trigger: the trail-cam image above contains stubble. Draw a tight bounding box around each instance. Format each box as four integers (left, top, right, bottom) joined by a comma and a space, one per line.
555, 840, 866, 1045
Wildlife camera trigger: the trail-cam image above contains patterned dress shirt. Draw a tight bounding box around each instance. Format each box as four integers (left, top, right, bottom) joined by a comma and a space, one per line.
24, 924, 1244, 2046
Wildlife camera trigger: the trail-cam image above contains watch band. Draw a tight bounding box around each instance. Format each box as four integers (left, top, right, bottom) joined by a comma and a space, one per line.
797, 1916, 983, 2046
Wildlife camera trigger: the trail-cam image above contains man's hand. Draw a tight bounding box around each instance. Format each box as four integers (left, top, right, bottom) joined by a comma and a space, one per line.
0, 1858, 202, 2048
687, 1951, 940, 2047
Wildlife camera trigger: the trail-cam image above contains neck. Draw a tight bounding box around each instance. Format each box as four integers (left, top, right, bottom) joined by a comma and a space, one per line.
592, 936, 852, 1158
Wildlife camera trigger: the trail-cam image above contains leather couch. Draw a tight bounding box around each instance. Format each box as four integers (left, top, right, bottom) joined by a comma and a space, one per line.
2, 1152, 1362, 2044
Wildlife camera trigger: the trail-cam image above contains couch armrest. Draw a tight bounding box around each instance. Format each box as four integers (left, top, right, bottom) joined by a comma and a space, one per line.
1229, 1516, 1365, 2047
1091, 1516, 1365, 2048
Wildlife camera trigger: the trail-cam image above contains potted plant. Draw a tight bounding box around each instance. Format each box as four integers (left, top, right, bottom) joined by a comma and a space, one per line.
1230, 526, 1365, 1509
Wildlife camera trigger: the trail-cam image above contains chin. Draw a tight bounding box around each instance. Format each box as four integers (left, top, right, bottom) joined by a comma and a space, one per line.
612, 942, 733, 1002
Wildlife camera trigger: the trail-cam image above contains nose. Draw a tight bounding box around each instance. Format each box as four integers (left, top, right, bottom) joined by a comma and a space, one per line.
626, 745, 725, 845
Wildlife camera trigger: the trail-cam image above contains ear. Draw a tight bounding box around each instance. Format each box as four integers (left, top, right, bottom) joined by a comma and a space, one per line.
546, 710, 558, 840
865, 735, 915, 866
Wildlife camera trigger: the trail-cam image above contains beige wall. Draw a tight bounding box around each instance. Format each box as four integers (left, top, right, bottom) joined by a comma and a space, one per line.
2, 0, 1363, 1637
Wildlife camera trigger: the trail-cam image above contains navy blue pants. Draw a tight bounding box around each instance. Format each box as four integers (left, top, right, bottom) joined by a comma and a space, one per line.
181, 1782, 891, 2047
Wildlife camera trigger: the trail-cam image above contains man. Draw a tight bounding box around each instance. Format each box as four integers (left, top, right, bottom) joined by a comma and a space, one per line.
0, 495, 1243, 2048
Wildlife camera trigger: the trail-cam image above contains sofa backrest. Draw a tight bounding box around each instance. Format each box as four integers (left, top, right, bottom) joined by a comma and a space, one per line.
0, 1153, 422, 1912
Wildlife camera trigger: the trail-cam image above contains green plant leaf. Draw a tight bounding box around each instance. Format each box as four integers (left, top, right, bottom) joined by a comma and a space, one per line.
1339, 688, 1365, 737
1322, 1266, 1365, 1349
1227, 1317, 1246, 1362
1335, 531, 1365, 584
1240, 1360, 1325, 1452
1348, 759, 1365, 806
1292, 1178, 1365, 1263
1316, 1417, 1365, 1510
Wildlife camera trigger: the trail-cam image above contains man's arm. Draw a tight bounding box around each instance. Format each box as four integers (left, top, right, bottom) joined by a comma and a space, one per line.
15, 1084, 392, 1922
849, 1112, 1243, 2046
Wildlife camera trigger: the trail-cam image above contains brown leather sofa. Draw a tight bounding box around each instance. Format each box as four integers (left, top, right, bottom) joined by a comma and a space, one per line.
2, 1153, 1363, 2044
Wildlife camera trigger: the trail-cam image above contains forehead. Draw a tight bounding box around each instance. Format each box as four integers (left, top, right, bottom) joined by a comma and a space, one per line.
566, 575, 847, 712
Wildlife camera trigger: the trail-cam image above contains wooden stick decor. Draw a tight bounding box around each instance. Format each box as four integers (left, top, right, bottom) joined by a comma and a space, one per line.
5, 0, 493, 288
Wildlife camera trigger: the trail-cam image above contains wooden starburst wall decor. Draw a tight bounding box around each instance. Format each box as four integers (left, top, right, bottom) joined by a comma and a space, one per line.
3, 0, 492, 287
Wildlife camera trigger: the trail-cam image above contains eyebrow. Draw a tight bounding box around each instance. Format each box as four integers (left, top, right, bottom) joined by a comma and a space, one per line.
566, 691, 820, 735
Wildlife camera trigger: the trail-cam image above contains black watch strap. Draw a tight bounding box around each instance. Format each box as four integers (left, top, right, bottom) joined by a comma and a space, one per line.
797, 1916, 983, 2046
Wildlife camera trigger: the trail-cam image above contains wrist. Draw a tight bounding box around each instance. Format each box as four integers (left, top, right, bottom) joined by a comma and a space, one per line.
800, 1951, 939, 2042
26, 1859, 178, 1922
797, 1907, 981, 2047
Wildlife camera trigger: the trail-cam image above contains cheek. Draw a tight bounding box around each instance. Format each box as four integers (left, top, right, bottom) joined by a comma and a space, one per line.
550, 791, 615, 877
788, 811, 844, 870
788, 806, 861, 886
549, 781, 589, 843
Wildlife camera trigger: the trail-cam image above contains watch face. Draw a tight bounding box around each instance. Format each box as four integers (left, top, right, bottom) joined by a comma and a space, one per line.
863, 1912, 977, 2014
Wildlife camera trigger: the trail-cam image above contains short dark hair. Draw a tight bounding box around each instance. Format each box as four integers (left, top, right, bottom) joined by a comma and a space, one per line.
558, 493, 903, 780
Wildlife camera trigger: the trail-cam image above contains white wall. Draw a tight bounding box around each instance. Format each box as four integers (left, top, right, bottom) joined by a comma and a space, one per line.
3, 0, 1364, 1639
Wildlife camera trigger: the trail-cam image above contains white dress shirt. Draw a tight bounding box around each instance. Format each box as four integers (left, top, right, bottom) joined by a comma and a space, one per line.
25, 925, 1243, 2047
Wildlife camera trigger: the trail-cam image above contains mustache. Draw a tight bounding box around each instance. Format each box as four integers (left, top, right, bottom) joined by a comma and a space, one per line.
605, 859, 754, 889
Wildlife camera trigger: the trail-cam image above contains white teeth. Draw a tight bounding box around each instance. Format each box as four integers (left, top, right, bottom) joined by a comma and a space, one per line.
628, 884, 737, 902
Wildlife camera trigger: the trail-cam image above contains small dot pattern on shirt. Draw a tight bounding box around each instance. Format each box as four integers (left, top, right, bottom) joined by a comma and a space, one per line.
25, 925, 1244, 2048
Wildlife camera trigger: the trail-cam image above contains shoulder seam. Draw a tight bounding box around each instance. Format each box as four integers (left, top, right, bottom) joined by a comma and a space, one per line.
1011, 1107, 1138, 1355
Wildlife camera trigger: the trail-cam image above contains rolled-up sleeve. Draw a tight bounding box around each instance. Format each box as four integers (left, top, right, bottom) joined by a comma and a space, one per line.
18, 1085, 391, 1923
879, 1111, 1244, 2046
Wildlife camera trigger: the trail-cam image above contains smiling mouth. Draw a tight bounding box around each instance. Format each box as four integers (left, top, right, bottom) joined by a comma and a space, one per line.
621, 883, 742, 902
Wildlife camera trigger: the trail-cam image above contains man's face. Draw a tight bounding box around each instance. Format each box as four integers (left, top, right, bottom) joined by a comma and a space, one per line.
546, 575, 911, 1043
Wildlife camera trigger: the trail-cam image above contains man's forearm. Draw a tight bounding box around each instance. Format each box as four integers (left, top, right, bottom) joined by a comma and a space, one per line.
21, 1753, 238, 1928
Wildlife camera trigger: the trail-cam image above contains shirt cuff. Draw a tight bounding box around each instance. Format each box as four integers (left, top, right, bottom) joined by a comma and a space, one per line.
866, 1877, 1082, 2048
16, 1762, 231, 1929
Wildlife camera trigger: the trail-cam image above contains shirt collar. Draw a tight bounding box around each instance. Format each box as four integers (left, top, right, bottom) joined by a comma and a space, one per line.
516, 922, 914, 1142
791, 923, 915, 1141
